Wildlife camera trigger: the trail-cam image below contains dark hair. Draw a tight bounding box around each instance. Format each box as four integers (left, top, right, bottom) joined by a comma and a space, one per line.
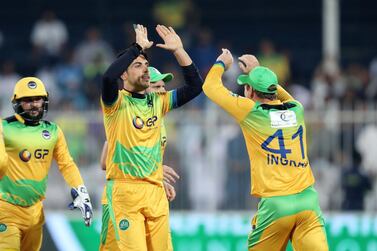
254, 89, 277, 100
116, 49, 148, 60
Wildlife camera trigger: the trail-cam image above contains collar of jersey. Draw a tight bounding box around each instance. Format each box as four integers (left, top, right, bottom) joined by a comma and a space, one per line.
15, 113, 40, 126
123, 89, 146, 99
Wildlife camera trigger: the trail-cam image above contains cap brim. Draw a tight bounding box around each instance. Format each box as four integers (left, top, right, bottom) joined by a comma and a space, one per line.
237, 74, 249, 85
150, 73, 174, 83
161, 73, 173, 83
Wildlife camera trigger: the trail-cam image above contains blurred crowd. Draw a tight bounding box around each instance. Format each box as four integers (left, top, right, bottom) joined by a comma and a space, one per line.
1, 5, 377, 212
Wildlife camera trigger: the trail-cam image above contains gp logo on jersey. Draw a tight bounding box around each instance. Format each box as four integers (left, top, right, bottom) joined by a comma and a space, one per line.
42, 130, 51, 140
132, 116, 158, 129
19, 149, 49, 162
132, 116, 144, 129
19, 149, 32, 162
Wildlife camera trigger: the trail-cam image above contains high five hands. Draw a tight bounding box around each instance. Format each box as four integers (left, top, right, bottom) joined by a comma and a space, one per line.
134, 24, 153, 50
216, 48, 234, 71
133, 24, 183, 53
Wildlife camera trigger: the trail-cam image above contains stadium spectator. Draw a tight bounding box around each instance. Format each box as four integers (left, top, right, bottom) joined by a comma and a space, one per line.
0, 60, 21, 115
55, 49, 87, 109
30, 10, 68, 63
74, 27, 114, 67
341, 151, 372, 210
258, 39, 291, 84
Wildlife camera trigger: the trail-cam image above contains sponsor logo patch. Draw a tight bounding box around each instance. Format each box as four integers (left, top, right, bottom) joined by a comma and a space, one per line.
19, 149, 32, 162
28, 81, 37, 89
119, 219, 129, 231
0, 223, 7, 232
42, 130, 51, 140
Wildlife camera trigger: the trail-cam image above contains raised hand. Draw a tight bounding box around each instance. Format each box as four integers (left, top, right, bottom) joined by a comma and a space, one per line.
216, 48, 234, 71
155, 25, 183, 53
134, 24, 153, 50
238, 54, 260, 74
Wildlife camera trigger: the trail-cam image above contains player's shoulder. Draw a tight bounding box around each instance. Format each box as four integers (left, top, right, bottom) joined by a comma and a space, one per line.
287, 100, 304, 110
41, 119, 56, 127
3, 115, 17, 124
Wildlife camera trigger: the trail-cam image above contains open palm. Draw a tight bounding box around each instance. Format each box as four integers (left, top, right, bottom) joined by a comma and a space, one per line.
156, 25, 183, 52
134, 24, 153, 50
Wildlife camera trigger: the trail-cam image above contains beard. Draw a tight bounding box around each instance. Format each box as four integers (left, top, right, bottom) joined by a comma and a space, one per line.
23, 107, 44, 121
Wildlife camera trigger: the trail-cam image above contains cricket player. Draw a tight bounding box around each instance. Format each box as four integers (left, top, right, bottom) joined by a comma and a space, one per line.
0, 77, 93, 251
203, 49, 328, 250
99, 66, 180, 202
0, 122, 7, 176
99, 24, 203, 251
101, 66, 179, 250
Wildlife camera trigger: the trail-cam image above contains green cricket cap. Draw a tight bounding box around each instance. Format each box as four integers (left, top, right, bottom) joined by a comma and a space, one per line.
237, 66, 278, 94
148, 67, 174, 83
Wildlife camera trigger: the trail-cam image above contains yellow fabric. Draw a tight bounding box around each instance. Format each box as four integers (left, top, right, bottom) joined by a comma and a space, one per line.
101, 90, 172, 185
99, 181, 172, 251
0, 122, 8, 176
53, 127, 84, 188
203, 65, 254, 122
277, 85, 294, 102
248, 211, 328, 251
1, 117, 83, 206
12, 77, 48, 101
0, 200, 44, 251
203, 64, 315, 197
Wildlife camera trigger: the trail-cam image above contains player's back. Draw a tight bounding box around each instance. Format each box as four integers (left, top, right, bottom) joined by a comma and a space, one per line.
241, 99, 315, 198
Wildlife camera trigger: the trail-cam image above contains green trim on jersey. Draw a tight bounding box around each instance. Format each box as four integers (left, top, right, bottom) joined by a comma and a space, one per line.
248, 186, 325, 247
0, 175, 47, 206
113, 140, 162, 178
1, 118, 59, 206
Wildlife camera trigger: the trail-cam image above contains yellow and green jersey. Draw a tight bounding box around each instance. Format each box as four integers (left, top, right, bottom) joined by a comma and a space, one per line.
160, 120, 167, 156
203, 64, 315, 197
0, 115, 83, 207
0, 121, 8, 176
101, 90, 176, 185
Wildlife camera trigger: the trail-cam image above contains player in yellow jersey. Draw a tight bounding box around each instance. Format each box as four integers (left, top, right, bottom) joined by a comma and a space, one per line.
100, 67, 179, 250
0, 77, 93, 251
203, 49, 328, 251
0, 122, 8, 176
99, 24, 203, 251
99, 66, 180, 201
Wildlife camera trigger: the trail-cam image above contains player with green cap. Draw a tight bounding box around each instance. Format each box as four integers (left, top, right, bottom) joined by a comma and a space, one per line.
203, 49, 328, 251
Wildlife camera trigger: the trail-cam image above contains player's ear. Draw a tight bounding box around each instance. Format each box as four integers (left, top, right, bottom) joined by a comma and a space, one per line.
121, 71, 128, 81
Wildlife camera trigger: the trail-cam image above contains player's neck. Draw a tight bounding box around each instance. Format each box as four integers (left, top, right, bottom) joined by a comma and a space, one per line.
252, 96, 277, 104
123, 82, 146, 95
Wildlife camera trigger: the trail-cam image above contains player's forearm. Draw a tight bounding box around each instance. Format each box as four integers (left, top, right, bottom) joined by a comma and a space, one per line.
100, 141, 108, 171
102, 44, 142, 104
175, 63, 203, 107
173, 48, 192, 66
59, 162, 85, 188
203, 62, 227, 102
277, 85, 294, 102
